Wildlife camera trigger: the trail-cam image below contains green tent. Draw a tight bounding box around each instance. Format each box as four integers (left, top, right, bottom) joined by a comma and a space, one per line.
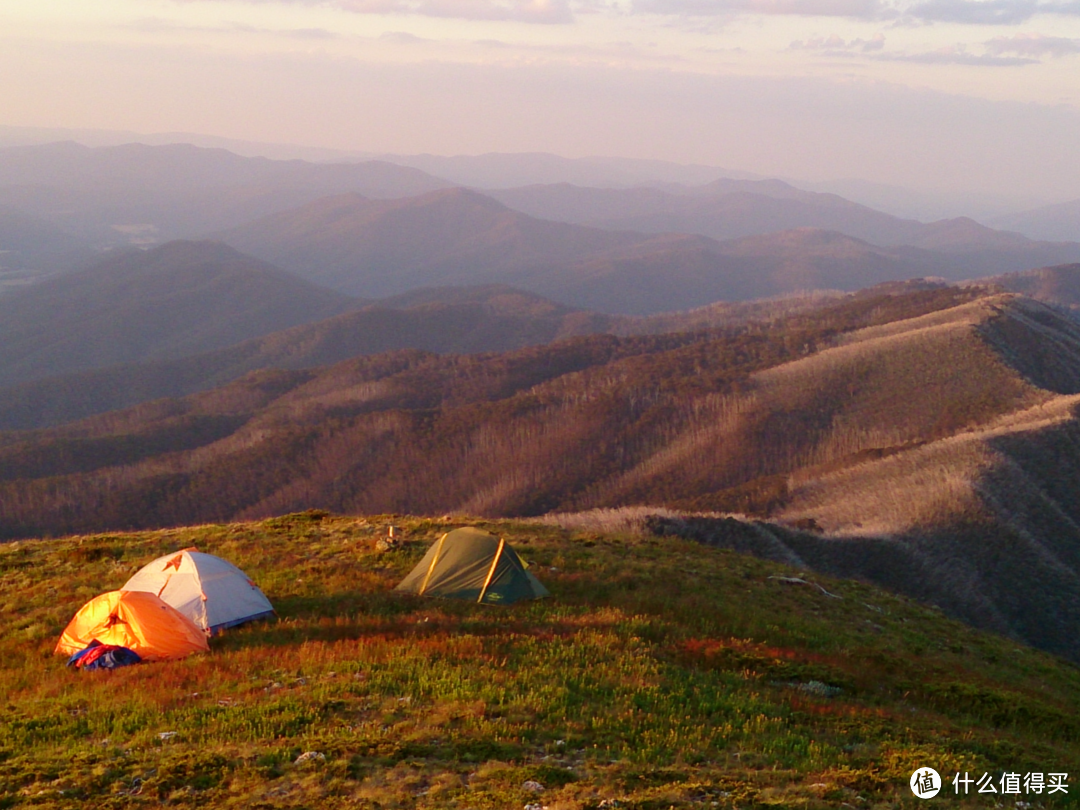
395, 528, 550, 605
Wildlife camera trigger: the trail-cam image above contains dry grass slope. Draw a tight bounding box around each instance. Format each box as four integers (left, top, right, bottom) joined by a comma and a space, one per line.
2, 513, 1079, 808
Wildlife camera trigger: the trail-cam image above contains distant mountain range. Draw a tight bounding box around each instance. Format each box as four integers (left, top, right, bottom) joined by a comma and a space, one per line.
488, 180, 1080, 254
216, 188, 645, 298
991, 198, 1080, 243
1, 127, 1049, 220
7, 231, 1080, 431
1, 141, 1078, 314
217, 187, 1080, 312
5, 140, 1078, 270
0, 141, 451, 246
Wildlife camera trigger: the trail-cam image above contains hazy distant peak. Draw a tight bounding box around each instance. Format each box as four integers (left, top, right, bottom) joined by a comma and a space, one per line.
916, 216, 1032, 250
990, 197, 1080, 243
0, 139, 89, 155
282, 191, 370, 211
377, 283, 572, 313
727, 227, 873, 250
130, 238, 247, 262
698, 177, 801, 196
408, 185, 509, 208
0, 238, 355, 388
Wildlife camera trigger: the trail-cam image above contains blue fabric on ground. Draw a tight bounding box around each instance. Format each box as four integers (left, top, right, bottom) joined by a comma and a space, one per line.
67, 639, 103, 667
67, 639, 142, 670
81, 647, 142, 670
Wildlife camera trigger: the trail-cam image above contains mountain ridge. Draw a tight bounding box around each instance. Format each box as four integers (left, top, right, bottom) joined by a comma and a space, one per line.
0, 141, 453, 246
8, 287, 1080, 659
991, 197, 1080, 242
218, 188, 1080, 312
486, 182, 1074, 255
217, 188, 650, 298
0, 240, 357, 389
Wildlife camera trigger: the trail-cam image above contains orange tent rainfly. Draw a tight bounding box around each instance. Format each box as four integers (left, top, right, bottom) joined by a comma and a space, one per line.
55, 590, 209, 662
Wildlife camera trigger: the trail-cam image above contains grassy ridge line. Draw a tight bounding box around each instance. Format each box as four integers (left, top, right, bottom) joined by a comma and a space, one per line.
2, 512, 1079, 808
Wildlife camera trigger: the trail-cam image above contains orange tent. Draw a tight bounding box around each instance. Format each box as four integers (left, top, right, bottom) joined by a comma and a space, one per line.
55, 590, 209, 662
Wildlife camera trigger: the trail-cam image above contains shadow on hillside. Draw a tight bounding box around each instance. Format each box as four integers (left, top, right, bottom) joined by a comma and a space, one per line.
212, 592, 416, 651
646, 480, 1080, 665
211, 591, 595, 653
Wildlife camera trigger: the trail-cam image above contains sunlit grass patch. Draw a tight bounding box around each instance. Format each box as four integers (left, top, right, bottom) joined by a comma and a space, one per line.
1, 513, 1079, 807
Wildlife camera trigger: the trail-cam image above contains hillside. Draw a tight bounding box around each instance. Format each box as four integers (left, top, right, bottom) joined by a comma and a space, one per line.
0, 205, 93, 289
503, 229, 975, 314
0, 281, 941, 432
627, 296, 1080, 659
978, 262, 1080, 309
8, 286, 1080, 660
1, 513, 1078, 808
0, 141, 452, 246
0, 286, 614, 430
217, 188, 647, 298
0, 240, 356, 388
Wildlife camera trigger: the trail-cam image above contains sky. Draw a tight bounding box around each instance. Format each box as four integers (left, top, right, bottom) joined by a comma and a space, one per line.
1, 0, 1079, 202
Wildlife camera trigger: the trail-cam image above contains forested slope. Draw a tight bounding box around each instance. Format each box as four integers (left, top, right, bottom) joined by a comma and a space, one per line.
8, 286, 1080, 657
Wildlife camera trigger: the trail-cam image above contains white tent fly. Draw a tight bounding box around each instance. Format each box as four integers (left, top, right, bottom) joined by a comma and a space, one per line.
122, 548, 275, 635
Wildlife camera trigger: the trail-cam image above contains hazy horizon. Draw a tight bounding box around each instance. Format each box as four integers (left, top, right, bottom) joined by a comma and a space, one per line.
2, 0, 1079, 207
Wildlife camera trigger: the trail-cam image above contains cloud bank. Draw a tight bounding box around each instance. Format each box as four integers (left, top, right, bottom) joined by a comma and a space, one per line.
985, 31, 1080, 55
790, 32, 886, 49
637, 0, 1080, 22
290, 0, 576, 22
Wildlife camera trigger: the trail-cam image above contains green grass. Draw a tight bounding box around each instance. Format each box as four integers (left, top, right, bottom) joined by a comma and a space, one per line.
1, 511, 1078, 808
